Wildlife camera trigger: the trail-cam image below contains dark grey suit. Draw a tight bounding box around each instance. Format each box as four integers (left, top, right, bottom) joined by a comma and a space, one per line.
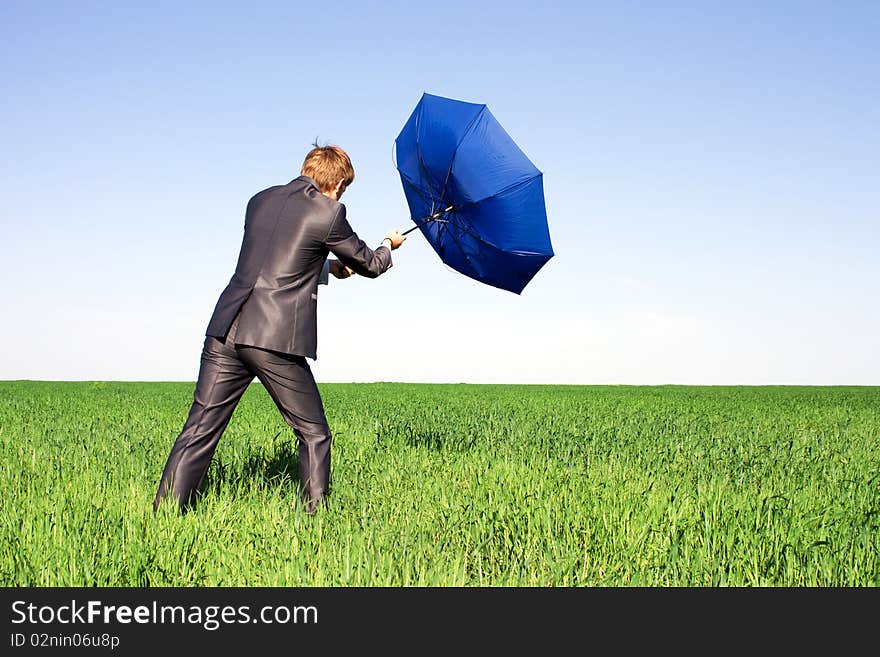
153, 175, 392, 513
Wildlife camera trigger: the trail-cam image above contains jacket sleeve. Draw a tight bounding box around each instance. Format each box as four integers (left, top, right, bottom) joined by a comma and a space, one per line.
325, 204, 392, 278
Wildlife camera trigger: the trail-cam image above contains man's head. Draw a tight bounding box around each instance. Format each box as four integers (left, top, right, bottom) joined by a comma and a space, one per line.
301, 143, 355, 200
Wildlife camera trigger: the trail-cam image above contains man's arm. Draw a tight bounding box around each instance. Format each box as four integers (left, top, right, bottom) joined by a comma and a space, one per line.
325, 205, 404, 278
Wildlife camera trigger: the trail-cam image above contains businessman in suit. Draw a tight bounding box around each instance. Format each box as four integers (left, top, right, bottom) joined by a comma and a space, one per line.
153, 143, 405, 514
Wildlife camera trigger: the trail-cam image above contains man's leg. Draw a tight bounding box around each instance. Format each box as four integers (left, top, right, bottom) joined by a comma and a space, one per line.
237, 346, 332, 514
153, 315, 254, 512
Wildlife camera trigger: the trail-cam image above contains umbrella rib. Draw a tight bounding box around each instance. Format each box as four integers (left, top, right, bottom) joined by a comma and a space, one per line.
413, 108, 439, 210
463, 171, 543, 209
446, 172, 546, 252
446, 215, 509, 255
452, 222, 547, 256
402, 177, 444, 221
439, 105, 487, 204
440, 220, 483, 281
406, 171, 547, 254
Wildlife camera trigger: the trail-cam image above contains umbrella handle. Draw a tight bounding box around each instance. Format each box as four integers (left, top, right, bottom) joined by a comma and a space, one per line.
402, 206, 454, 236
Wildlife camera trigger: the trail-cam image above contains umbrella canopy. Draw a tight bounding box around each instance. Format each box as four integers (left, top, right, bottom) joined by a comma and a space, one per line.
395, 93, 554, 294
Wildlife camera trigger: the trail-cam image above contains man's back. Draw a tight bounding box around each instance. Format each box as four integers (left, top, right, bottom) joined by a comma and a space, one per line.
205, 175, 391, 358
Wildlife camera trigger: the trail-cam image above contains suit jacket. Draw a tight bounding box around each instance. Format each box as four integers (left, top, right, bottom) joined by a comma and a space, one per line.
205, 175, 393, 359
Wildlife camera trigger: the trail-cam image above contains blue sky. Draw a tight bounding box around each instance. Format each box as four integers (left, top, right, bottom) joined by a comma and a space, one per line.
1, 1, 877, 384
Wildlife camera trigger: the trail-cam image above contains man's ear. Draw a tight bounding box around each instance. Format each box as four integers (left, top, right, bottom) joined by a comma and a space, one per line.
334, 178, 345, 195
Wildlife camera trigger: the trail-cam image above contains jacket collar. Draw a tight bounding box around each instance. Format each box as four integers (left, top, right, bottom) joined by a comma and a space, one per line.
293, 175, 320, 190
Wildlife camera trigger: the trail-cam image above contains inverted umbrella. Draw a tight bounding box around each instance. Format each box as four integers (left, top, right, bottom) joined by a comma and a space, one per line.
395, 93, 554, 294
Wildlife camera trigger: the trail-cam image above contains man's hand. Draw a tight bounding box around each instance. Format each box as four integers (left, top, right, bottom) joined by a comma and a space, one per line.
329, 260, 355, 279
384, 229, 406, 250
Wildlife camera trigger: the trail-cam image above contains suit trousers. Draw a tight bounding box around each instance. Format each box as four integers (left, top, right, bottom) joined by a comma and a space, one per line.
153, 311, 332, 514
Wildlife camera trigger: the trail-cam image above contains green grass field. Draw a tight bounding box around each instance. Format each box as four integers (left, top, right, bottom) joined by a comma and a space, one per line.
0, 381, 877, 586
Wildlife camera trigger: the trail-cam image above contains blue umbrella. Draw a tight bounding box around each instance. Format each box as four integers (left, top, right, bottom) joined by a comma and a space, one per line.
395, 93, 554, 294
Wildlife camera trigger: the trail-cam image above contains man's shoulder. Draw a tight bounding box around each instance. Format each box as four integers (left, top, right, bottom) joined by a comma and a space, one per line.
247, 183, 286, 205
247, 176, 340, 222
288, 177, 342, 215
252, 177, 333, 202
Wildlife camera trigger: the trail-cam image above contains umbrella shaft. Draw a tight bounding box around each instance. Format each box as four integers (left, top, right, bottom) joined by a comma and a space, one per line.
403, 206, 453, 235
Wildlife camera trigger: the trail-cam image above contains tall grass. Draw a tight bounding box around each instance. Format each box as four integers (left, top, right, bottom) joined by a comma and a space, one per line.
0, 381, 877, 586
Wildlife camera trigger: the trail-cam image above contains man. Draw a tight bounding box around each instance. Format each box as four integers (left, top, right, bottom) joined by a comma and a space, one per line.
153, 143, 405, 514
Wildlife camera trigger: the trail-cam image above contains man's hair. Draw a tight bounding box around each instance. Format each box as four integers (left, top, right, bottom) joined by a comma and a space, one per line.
301, 142, 355, 193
